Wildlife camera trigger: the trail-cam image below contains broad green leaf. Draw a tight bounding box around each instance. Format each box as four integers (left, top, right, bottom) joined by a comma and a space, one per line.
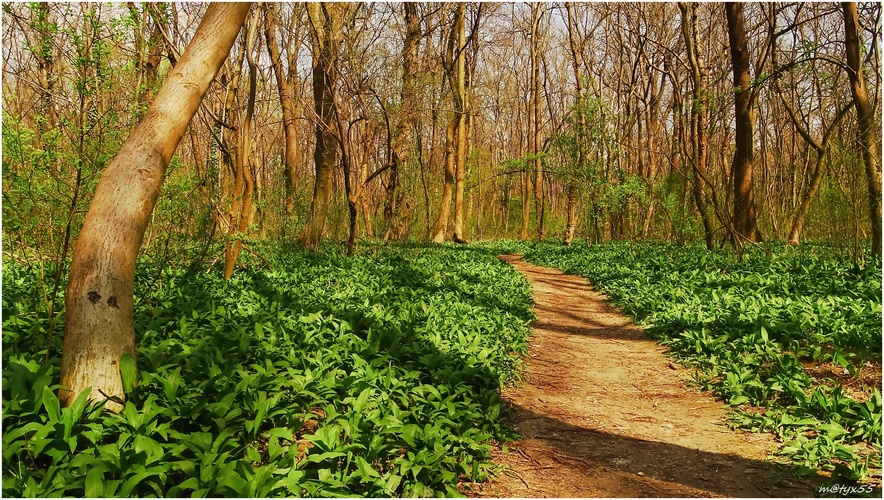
119, 354, 137, 394
85, 468, 104, 498
41, 385, 60, 425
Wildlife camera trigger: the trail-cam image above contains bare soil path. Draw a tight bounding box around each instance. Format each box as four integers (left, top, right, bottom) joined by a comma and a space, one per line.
480, 255, 820, 498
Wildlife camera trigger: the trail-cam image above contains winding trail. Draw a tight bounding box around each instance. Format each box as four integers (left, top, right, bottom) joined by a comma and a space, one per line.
481, 255, 818, 498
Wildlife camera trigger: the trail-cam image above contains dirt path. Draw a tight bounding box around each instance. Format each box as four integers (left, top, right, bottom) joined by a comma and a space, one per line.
481, 255, 819, 498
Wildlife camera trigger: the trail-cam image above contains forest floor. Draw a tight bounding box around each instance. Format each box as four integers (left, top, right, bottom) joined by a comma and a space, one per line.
474, 255, 824, 498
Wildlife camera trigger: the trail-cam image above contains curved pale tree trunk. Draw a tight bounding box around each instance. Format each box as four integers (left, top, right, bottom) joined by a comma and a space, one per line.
59, 3, 251, 411
779, 94, 852, 245
432, 116, 457, 243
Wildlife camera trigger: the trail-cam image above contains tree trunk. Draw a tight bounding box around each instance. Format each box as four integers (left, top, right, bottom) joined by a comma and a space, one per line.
451, 3, 468, 244
432, 113, 457, 243
520, 172, 532, 240
224, 8, 259, 279
300, 3, 346, 250
432, 3, 465, 244
530, 3, 545, 240
563, 181, 579, 245
59, 3, 250, 410
725, 2, 762, 245
679, 2, 715, 249
263, 4, 300, 216
34, 3, 59, 138
563, 2, 584, 246
384, 2, 421, 241
842, 2, 882, 255
779, 93, 852, 245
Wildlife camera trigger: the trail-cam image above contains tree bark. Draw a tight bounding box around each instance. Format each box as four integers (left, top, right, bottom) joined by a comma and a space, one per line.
384, 2, 421, 241
432, 3, 465, 244
530, 3, 545, 240
563, 2, 583, 246
520, 171, 532, 240
263, 4, 300, 216
679, 2, 715, 249
34, 3, 59, 137
842, 2, 882, 255
451, 3, 469, 244
779, 90, 852, 245
224, 7, 259, 279
725, 2, 762, 244
432, 111, 457, 243
59, 3, 250, 410
300, 3, 347, 250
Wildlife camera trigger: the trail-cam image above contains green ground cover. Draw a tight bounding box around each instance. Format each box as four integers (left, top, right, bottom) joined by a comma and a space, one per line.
504, 240, 882, 483
2, 245, 533, 497
4, 239, 880, 495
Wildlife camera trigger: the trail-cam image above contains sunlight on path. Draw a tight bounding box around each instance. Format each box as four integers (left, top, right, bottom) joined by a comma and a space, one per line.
480, 255, 818, 498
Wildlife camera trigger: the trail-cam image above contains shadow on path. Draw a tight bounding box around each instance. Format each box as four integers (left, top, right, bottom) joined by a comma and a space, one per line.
484, 255, 828, 498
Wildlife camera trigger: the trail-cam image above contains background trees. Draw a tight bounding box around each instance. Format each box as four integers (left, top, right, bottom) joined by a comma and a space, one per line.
3, 1, 881, 266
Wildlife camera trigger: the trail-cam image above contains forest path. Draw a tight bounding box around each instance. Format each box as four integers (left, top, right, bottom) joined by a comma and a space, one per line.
480, 255, 818, 498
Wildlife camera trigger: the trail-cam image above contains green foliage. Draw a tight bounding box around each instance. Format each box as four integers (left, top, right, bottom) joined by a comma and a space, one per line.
2, 245, 533, 497
519, 240, 882, 481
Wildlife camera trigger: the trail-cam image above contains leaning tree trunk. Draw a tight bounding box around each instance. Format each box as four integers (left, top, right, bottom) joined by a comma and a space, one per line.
725, 2, 762, 245
842, 2, 882, 256
59, 3, 251, 411
780, 94, 851, 245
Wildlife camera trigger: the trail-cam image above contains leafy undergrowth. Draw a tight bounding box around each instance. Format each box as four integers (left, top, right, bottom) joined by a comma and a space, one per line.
2, 244, 533, 497
497, 240, 882, 484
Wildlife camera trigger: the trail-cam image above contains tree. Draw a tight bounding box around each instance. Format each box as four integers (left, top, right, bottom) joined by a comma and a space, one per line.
264, 3, 301, 216
300, 2, 353, 249
562, 2, 583, 246
530, 2, 546, 240
842, 2, 882, 255
725, 2, 762, 244
773, 50, 852, 245
223, 6, 261, 279
384, 2, 421, 242
432, 3, 466, 244
451, 3, 473, 244
59, 3, 251, 410
679, 2, 716, 249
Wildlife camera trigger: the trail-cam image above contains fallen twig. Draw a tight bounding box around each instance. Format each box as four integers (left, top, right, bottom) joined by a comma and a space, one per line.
503, 469, 530, 489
